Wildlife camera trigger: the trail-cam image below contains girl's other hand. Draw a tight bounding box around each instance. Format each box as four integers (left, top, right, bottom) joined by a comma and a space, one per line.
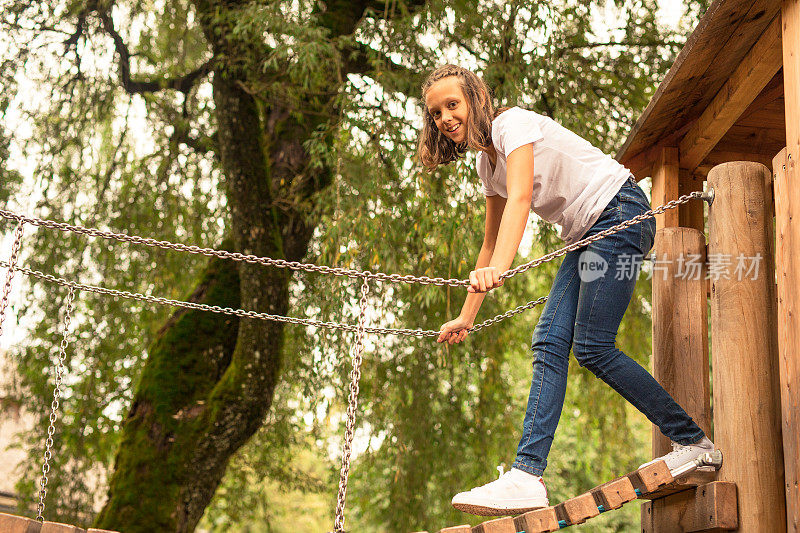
437, 315, 474, 344
468, 266, 505, 293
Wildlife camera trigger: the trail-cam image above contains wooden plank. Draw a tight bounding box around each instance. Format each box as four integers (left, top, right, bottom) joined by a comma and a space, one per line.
680, 14, 784, 171
553, 492, 598, 525
779, 3, 800, 530
642, 482, 738, 532
695, 150, 775, 179
712, 122, 787, 158
438, 526, 471, 533
640, 469, 717, 500
471, 516, 515, 533
40, 523, 85, 533
0, 513, 42, 533
589, 476, 637, 510
630, 460, 673, 494
652, 146, 680, 229
86, 530, 121, 533
618, 0, 781, 166
513, 507, 559, 532
708, 161, 787, 531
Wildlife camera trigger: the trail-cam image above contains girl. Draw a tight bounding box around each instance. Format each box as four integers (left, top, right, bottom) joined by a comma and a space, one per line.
416, 64, 714, 516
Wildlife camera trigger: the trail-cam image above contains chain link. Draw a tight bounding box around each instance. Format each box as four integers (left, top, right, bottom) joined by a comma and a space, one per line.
0, 260, 549, 337
0, 191, 702, 289
332, 278, 369, 533
36, 284, 76, 521
0, 220, 24, 339
501, 191, 705, 280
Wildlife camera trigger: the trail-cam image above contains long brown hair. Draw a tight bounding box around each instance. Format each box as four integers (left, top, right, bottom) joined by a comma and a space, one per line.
416, 64, 509, 173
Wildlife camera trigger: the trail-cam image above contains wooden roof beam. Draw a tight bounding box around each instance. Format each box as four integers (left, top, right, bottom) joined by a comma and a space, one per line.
679, 14, 783, 172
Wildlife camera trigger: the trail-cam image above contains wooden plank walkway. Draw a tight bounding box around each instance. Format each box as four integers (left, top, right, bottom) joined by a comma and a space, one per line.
417, 460, 737, 532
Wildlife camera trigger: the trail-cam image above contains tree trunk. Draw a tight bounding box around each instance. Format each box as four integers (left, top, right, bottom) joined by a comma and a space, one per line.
93, 0, 419, 529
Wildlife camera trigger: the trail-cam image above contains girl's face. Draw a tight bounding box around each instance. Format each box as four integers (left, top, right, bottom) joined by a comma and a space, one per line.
425, 76, 469, 144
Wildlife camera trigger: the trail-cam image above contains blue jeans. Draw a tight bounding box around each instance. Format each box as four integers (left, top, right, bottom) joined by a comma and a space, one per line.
511, 175, 706, 476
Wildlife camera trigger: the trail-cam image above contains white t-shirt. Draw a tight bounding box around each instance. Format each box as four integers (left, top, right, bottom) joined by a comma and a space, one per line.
477, 107, 632, 244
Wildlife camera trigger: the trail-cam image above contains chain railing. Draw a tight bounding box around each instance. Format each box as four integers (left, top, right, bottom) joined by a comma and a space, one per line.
0, 187, 713, 530
35, 284, 76, 521
0, 190, 708, 290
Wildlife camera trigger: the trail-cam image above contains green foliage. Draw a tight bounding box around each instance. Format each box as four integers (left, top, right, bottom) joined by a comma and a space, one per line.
1, 0, 704, 531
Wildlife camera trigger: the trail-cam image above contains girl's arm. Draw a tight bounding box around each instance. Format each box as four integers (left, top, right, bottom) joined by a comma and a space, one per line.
439, 145, 534, 344
470, 144, 534, 293
457, 193, 506, 322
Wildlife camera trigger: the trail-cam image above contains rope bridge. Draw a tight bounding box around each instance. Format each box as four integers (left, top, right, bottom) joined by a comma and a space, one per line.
0, 189, 711, 533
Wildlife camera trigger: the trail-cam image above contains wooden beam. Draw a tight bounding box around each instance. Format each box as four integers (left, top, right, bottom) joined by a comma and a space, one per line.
651, 147, 680, 229
651, 227, 711, 461
779, 1, 800, 529
679, 14, 784, 171
40, 523, 85, 533
641, 481, 738, 532
678, 170, 705, 232
708, 161, 786, 531
0, 513, 41, 533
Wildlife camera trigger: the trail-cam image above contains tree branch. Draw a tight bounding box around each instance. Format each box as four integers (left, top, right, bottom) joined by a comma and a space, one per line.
97, 9, 213, 94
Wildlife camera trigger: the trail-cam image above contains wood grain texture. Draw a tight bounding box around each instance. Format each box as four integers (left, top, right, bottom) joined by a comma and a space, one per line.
554, 492, 599, 525
631, 461, 674, 494
639, 469, 717, 500
708, 161, 786, 532
470, 516, 515, 533
678, 170, 705, 232
680, 14, 783, 171
651, 227, 711, 460
0, 513, 42, 533
652, 147, 680, 229
438, 527, 471, 533
590, 476, 637, 510
513, 507, 559, 532
40, 523, 85, 533
617, 0, 781, 166
641, 481, 738, 532
779, 1, 800, 529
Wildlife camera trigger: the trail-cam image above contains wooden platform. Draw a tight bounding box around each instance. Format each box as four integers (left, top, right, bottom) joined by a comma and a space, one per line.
420, 460, 736, 533
0, 513, 120, 533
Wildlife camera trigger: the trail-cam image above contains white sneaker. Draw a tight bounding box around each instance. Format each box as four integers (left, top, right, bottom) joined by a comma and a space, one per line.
639, 436, 715, 471
451, 467, 549, 516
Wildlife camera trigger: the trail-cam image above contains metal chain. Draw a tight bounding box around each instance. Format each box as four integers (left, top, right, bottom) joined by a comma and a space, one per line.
0, 220, 24, 338
332, 278, 370, 533
0, 190, 705, 288
501, 191, 707, 280
36, 283, 76, 521
0, 259, 548, 337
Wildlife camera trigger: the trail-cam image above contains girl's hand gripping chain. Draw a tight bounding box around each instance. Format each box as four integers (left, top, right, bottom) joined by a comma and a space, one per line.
468, 266, 505, 293
437, 315, 474, 345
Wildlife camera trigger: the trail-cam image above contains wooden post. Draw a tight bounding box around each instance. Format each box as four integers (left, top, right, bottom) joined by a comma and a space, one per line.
708, 161, 786, 532
651, 227, 712, 459
678, 170, 705, 233
651, 147, 680, 230
779, 0, 800, 529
